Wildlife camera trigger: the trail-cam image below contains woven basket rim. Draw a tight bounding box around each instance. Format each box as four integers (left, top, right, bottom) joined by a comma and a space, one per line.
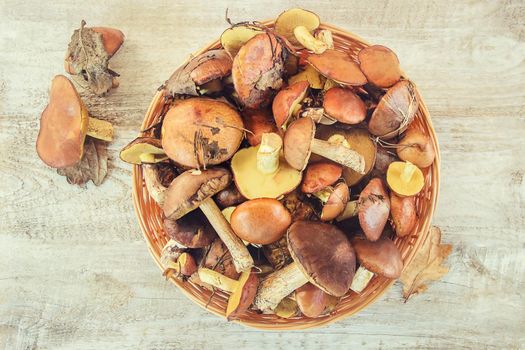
131, 20, 440, 330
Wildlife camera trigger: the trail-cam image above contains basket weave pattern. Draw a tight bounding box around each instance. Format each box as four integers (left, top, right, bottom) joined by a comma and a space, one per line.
132, 21, 440, 330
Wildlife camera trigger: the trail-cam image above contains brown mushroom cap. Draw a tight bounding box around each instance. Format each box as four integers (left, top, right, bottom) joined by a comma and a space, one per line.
189, 49, 232, 85
368, 80, 419, 139
119, 137, 167, 164
358, 45, 401, 88
358, 178, 391, 241
306, 50, 367, 86
161, 98, 244, 168
321, 182, 350, 221
283, 117, 315, 170
163, 167, 231, 220
36, 75, 88, 168
163, 210, 217, 248
226, 270, 259, 320
287, 221, 356, 296
214, 184, 246, 208
272, 80, 310, 128
295, 282, 328, 318
230, 198, 292, 245
203, 239, 240, 280
90, 27, 125, 57
323, 87, 366, 124
232, 33, 285, 108
301, 161, 342, 193
352, 237, 403, 278
242, 109, 278, 146
390, 193, 417, 237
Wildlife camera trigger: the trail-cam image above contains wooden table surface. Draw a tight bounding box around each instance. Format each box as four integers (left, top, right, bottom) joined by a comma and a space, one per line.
1, 1, 524, 349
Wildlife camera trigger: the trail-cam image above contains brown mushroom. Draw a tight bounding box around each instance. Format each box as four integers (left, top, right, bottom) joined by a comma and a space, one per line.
350, 236, 403, 292
312, 181, 350, 221
230, 198, 292, 245
315, 127, 377, 186
215, 184, 247, 208
336, 178, 390, 242
323, 87, 367, 124
242, 109, 278, 146
203, 238, 240, 280
368, 80, 418, 139
272, 80, 310, 129
163, 168, 253, 272
306, 50, 367, 86
161, 98, 244, 169
301, 161, 342, 194
295, 283, 329, 318
231, 133, 302, 199
358, 45, 401, 88
141, 163, 179, 206
198, 268, 259, 320
262, 236, 293, 270
163, 210, 217, 248
283, 117, 365, 172
164, 49, 232, 97
386, 161, 424, 197
390, 193, 417, 237
254, 221, 356, 311
36, 75, 114, 169
374, 145, 398, 174
163, 252, 198, 279
119, 137, 167, 164
396, 128, 435, 168
232, 33, 285, 108
274, 297, 299, 318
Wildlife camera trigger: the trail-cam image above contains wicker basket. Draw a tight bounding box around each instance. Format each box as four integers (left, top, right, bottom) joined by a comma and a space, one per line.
132, 20, 440, 330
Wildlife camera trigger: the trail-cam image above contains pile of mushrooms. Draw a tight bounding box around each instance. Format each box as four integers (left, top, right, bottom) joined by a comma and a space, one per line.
120, 8, 436, 320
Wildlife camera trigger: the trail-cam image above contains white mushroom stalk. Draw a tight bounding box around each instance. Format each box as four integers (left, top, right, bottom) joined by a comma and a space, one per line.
143, 164, 167, 206
349, 266, 374, 293
256, 133, 282, 174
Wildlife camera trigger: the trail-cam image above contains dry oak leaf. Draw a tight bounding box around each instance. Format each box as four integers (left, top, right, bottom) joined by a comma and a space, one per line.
400, 226, 452, 301
57, 137, 108, 187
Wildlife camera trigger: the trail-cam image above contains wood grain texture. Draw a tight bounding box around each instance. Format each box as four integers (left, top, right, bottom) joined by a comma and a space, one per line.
1, 0, 524, 349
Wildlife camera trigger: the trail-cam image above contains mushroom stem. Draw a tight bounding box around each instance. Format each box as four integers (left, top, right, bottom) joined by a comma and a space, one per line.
310, 138, 365, 174
336, 200, 359, 221
199, 197, 254, 272
400, 161, 417, 183
293, 26, 327, 54
198, 267, 237, 293
86, 115, 114, 141
254, 261, 308, 312
143, 165, 167, 205
349, 265, 374, 293
256, 133, 282, 174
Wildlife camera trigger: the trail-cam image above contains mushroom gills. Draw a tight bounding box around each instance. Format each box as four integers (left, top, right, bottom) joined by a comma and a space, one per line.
86, 116, 114, 141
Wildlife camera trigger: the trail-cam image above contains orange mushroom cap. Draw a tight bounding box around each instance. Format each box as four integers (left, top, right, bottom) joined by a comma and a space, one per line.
323, 87, 366, 124
307, 50, 367, 86
272, 80, 309, 128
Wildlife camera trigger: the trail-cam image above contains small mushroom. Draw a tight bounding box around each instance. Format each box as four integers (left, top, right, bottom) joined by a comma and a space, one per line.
119, 137, 167, 164
274, 8, 320, 47
215, 184, 247, 208
274, 297, 299, 318
293, 26, 327, 54
163, 252, 198, 279
396, 128, 435, 168
163, 210, 217, 248
350, 237, 403, 293
288, 64, 325, 89
283, 117, 365, 172
242, 109, 278, 146
386, 161, 424, 197
368, 80, 418, 140
336, 178, 390, 242
306, 50, 367, 86
231, 133, 302, 199
313, 182, 350, 221
232, 33, 285, 108
36, 75, 114, 168
323, 87, 366, 125
164, 49, 232, 97
272, 80, 310, 129
254, 221, 356, 311
230, 198, 292, 245
390, 193, 417, 237
163, 168, 253, 272
358, 45, 401, 88
198, 268, 259, 320
301, 161, 342, 194
315, 127, 377, 186
295, 283, 329, 318
262, 236, 293, 270
142, 163, 179, 206
203, 238, 240, 280
161, 98, 244, 169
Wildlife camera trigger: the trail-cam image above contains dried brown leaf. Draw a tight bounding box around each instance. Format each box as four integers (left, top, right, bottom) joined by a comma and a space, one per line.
400, 226, 452, 301
57, 137, 108, 187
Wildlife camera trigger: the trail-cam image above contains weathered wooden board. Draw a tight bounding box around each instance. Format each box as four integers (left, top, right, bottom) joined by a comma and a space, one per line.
1, 0, 524, 349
